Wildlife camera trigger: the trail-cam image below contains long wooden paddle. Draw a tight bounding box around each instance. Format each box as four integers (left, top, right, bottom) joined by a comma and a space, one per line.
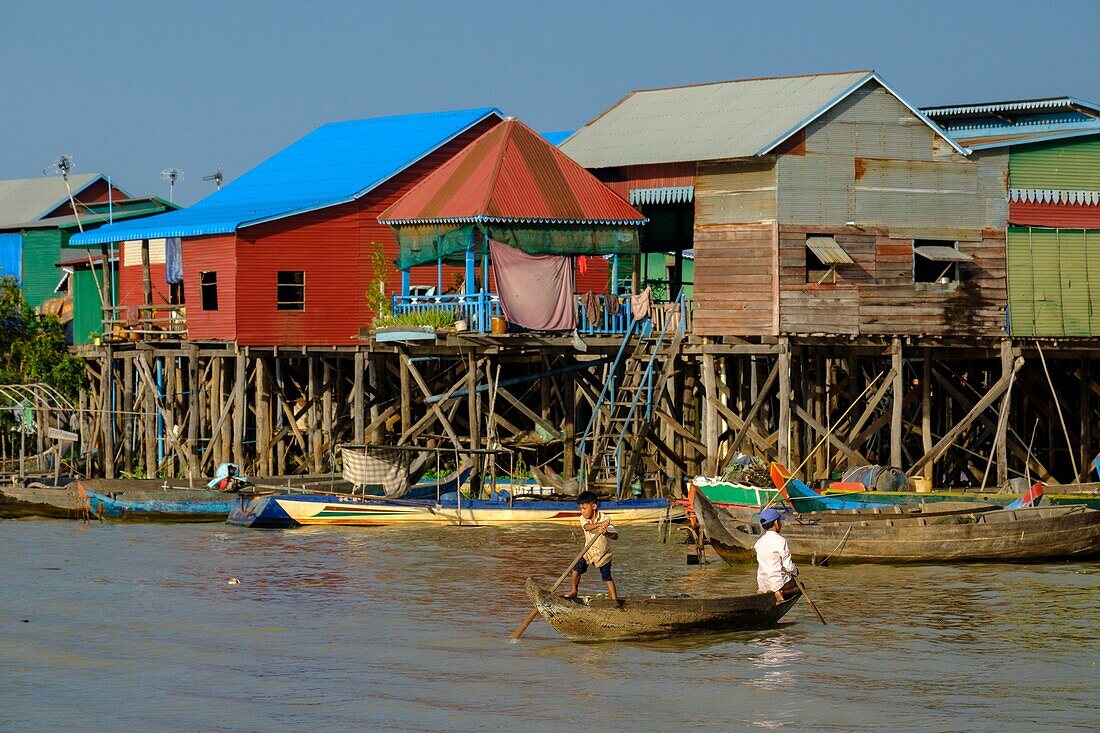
792, 576, 827, 625
510, 532, 603, 640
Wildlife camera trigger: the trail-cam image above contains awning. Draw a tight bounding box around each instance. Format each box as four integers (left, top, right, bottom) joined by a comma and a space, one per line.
630, 186, 695, 205
914, 245, 972, 262
806, 236, 854, 265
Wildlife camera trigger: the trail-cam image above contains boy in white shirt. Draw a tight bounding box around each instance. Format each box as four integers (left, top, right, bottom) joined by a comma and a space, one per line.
563, 491, 619, 601
754, 507, 798, 602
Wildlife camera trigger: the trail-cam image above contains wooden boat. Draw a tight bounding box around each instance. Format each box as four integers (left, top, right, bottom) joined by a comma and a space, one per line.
694, 490, 1100, 564
0, 483, 90, 520
229, 491, 681, 528
523, 578, 800, 642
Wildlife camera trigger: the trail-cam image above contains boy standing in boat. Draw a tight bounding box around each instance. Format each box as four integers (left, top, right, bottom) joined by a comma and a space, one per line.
563, 491, 619, 601
754, 507, 798, 602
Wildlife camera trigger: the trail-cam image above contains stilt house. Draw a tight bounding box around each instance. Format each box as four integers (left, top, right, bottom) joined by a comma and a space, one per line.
70, 109, 507, 345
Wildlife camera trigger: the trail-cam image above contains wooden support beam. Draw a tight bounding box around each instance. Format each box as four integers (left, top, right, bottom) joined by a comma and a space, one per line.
845, 369, 895, 448
496, 384, 560, 439
920, 350, 933, 481
794, 404, 868, 465
729, 361, 779, 456
233, 351, 247, 468
778, 336, 791, 465
908, 357, 1023, 477
701, 353, 719, 474
256, 355, 271, 476
186, 346, 199, 479
102, 346, 115, 478
890, 338, 903, 468
996, 339, 1013, 485
401, 354, 466, 450
353, 350, 365, 445
653, 409, 706, 454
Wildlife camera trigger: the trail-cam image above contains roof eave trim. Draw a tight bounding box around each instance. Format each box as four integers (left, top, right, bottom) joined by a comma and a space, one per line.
29, 174, 109, 222
756, 72, 970, 157
966, 127, 1100, 151
379, 215, 647, 226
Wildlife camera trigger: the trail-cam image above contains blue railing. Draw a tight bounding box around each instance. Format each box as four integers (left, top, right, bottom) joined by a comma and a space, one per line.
575, 294, 635, 335
391, 292, 502, 333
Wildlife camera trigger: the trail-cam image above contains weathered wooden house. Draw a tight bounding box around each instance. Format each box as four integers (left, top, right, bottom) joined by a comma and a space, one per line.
0, 174, 130, 308
562, 70, 1008, 339
925, 97, 1100, 337
71, 109, 513, 345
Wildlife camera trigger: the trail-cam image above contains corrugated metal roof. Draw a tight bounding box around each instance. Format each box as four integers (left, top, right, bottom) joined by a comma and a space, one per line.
0, 174, 104, 228
561, 70, 965, 168
914, 245, 972, 262
923, 97, 1100, 118
378, 118, 645, 225
70, 108, 502, 246
806, 235, 854, 265
4, 197, 178, 232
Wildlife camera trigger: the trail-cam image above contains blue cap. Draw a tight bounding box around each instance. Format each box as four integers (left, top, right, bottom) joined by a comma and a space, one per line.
760, 508, 783, 525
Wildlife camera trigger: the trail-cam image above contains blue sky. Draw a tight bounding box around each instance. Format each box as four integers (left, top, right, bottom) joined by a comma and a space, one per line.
3, 0, 1099, 205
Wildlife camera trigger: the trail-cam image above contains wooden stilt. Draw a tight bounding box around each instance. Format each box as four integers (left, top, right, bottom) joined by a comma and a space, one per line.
353, 350, 365, 444
701, 353, 719, 475
890, 338, 903, 469
995, 339, 1013, 486
778, 336, 791, 466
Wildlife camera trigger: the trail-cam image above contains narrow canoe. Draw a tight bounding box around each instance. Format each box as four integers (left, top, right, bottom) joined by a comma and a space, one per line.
524, 578, 800, 642
694, 491, 1100, 564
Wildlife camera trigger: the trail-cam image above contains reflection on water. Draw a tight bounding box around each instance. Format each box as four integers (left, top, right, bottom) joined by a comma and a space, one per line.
0, 520, 1097, 732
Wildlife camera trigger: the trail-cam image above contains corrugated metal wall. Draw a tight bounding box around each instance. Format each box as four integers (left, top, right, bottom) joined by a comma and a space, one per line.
118, 239, 171, 309
19, 229, 65, 308
181, 234, 238, 340
72, 264, 115, 344
0, 233, 20, 281
1009, 200, 1100, 228
1010, 137, 1100, 190
695, 160, 776, 224
1007, 225, 1100, 336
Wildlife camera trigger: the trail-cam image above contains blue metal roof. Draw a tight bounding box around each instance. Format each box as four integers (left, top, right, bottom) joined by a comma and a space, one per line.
71, 107, 501, 245
540, 130, 574, 147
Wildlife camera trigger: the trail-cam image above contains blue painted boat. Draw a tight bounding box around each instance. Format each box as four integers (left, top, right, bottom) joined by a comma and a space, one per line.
85, 486, 240, 522
229, 491, 680, 528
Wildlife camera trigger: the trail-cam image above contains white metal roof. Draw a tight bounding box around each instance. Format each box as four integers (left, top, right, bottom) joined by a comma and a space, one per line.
561, 71, 966, 168
0, 174, 104, 228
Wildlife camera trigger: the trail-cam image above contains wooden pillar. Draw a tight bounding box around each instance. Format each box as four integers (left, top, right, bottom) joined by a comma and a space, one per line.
369, 353, 384, 443
275, 357, 287, 476
141, 239, 152, 307
211, 355, 224, 467
308, 357, 322, 473
1080, 358, 1092, 481
353, 350, 365, 444
921, 347, 934, 484
186, 347, 199, 480
321, 358, 333, 470
701, 352, 719, 475
399, 353, 412, 436
164, 352, 177, 478
996, 339, 1013, 485
466, 355, 481, 488
256, 355, 270, 476
121, 352, 134, 472
890, 338, 903, 468
102, 346, 115, 479
232, 350, 246, 468
778, 336, 791, 465
563, 375, 576, 479
142, 353, 156, 476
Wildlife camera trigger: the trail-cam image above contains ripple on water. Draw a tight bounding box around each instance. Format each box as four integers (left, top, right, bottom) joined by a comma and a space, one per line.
0, 520, 1096, 732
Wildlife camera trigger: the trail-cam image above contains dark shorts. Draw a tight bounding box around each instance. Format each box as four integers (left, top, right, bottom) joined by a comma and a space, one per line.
574, 557, 613, 582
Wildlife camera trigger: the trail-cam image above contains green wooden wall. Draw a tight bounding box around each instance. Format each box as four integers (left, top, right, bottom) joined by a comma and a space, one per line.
72, 265, 115, 344
1010, 137, 1100, 190
19, 229, 67, 308
1007, 225, 1100, 336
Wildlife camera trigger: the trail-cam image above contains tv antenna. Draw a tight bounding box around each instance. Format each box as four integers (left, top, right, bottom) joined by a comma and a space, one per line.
43, 155, 74, 179
161, 168, 185, 202
202, 165, 223, 190
44, 155, 83, 232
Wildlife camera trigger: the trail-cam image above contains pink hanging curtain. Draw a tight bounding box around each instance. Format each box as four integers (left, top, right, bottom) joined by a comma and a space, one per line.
489, 239, 576, 331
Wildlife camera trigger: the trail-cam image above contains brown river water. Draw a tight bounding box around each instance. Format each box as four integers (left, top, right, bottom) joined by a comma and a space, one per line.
1, 520, 1096, 732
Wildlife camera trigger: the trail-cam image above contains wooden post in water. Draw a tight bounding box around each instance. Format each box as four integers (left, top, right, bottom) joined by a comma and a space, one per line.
701, 352, 719, 475
353, 350, 365, 445
996, 339, 1013, 486
778, 337, 791, 466
890, 338, 903, 469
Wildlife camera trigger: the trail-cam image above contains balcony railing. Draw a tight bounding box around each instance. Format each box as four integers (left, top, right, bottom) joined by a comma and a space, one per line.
391, 292, 693, 336
102, 305, 187, 342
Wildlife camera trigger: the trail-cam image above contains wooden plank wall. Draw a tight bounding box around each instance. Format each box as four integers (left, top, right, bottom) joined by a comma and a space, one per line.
693, 224, 775, 336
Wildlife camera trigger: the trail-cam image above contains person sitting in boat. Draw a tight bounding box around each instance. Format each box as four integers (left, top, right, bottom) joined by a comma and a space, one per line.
563, 491, 619, 601
754, 507, 798, 603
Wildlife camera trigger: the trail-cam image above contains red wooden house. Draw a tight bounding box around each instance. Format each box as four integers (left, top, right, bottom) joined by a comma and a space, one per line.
72, 109, 515, 345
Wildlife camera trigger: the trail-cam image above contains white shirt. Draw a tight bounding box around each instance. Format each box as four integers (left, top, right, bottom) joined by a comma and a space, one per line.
754, 529, 797, 593
580, 510, 616, 567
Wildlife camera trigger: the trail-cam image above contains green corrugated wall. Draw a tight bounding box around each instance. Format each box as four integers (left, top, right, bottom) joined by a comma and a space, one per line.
72, 265, 114, 344
19, 229, 67, 308
1010, 137, 1100, 190
1007, 225, 1100, 336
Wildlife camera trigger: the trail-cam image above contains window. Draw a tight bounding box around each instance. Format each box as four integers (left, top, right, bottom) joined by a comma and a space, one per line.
277, 270, 305, 311
200, 271, 218, 311
805, 235, 853, 284
913, 240, 972, 287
